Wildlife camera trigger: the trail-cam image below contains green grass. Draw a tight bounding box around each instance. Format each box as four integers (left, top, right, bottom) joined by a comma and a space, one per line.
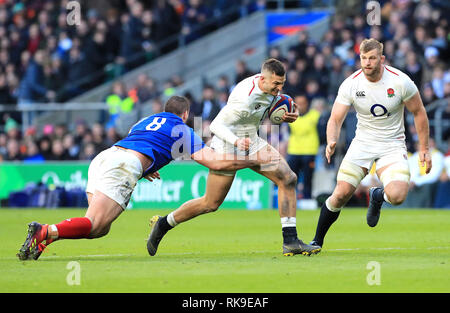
0, 208, 449, 293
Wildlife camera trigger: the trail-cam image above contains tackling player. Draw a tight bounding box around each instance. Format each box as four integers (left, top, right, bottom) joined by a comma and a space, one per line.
147, 58, 322, 256
17, 96, 274, 260
310, 38, 432, 248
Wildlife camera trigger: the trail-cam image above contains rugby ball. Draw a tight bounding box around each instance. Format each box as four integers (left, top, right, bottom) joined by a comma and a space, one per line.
268, 94, 295, 124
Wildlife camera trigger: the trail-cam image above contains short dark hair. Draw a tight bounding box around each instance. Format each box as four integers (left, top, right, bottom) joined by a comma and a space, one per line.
164, 96, 190, 116
261, 58, 285, 77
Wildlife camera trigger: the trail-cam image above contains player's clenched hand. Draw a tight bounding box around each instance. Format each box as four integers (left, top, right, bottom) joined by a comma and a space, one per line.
144, 171, 160, 182
282, 102, 298, 123
419, 150, 432, 174
325, 142, 336, 164
235, 138, 251, 151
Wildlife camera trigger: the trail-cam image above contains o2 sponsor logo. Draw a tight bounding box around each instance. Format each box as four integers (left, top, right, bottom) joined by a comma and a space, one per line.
370, 104, 390, 117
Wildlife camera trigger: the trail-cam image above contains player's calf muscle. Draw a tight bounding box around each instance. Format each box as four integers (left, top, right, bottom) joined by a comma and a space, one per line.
199, 195, 222, 213
88, 225, 110, 239
85, 217, 111, 238
278, 196, 292, 217
386, 195, 405, 206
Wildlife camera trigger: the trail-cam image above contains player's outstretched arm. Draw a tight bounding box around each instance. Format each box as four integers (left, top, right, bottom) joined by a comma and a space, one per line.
405, 91, 432, 174
325, 101, 350, 163
191, 146, 279, 171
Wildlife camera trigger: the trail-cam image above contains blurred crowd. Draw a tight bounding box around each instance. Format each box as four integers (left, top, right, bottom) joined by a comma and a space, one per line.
0, 0, 450, 208
0, 116, 122, 162
0, 0, 264, 108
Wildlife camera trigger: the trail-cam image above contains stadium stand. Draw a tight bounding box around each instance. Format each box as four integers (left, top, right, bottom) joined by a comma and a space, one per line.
0, 0, 449, 208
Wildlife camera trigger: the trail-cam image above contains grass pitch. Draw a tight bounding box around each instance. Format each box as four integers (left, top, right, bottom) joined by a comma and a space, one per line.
0, 208, 449, 293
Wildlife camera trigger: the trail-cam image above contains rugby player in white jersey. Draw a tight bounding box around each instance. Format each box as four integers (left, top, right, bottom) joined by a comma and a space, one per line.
310, 38, 432, 248
147, 58, 322, 256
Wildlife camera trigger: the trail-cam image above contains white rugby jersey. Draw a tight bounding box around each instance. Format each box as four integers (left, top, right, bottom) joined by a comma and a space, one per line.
209, 74, 276, 145
336, 65, 418, 143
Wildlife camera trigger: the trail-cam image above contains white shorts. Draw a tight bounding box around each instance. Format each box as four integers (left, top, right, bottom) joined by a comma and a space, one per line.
86, 147, 143, 209
209, 134, 268, 176
343, 138, 409, 171
338, 138, 410, 187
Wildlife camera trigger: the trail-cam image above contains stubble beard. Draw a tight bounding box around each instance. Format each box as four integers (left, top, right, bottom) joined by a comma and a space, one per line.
363, 61, 382, 81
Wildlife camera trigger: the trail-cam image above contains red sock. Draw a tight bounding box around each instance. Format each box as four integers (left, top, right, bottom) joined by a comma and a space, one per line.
54, 217, 92, 239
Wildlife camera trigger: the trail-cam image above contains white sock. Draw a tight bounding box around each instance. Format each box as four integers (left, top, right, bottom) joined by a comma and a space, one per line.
281, 217, 296, 228
383, 193, 391, 204
167, 212, 178, 227
49, 224, 59, 240
326, 197, 342, 212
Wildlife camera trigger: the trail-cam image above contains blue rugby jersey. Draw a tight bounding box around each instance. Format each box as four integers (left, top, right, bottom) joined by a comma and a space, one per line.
114, 112, 205, 177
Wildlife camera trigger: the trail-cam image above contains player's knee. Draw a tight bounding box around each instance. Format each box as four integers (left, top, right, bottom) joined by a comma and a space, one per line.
287, 171, 298, 188
280, 170, 297, 189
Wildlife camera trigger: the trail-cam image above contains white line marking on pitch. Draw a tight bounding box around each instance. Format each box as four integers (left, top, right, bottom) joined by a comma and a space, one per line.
329, 246, 449, 251
3, 246, 449, 260
42, 246, 450, 257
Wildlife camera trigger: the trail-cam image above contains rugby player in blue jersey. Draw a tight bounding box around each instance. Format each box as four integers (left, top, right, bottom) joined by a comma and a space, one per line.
17, 96, 275, 260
